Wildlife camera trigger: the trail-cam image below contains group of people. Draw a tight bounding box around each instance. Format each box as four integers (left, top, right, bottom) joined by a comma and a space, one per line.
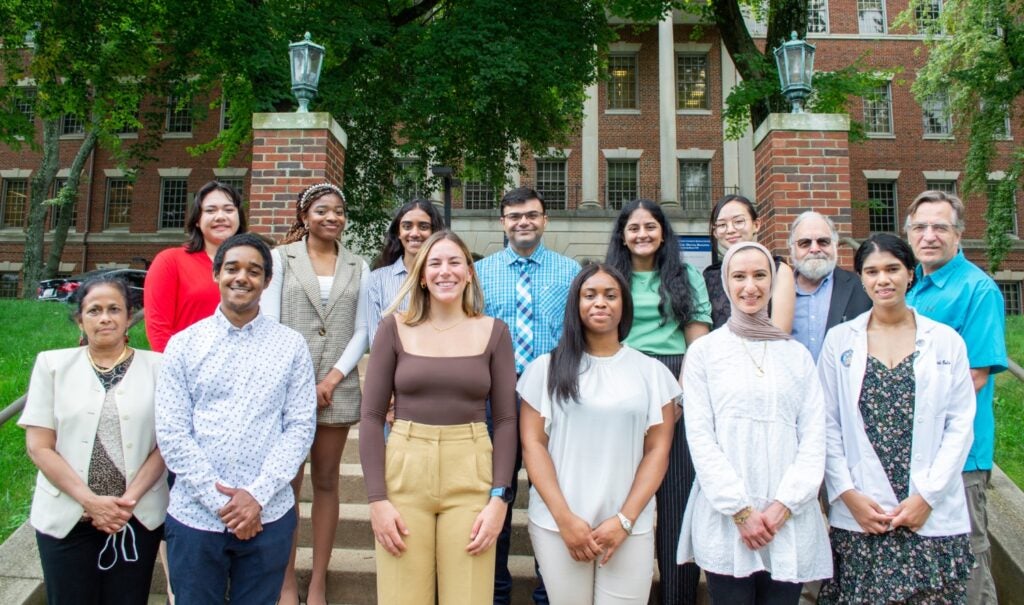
19, 178, 1007, 605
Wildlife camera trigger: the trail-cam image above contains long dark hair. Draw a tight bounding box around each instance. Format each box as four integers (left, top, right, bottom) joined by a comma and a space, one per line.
606, 199, 694, 326
709, 193, 758, 265
373, 199, 445, 269
547, 263, 633, 404
185, 181, 248, 253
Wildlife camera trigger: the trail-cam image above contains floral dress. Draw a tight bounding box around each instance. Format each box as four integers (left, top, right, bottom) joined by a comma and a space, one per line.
818, 354, 974, 604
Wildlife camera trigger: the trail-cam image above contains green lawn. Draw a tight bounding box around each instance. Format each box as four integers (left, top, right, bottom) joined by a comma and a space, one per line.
0, 299, 148, 543
994, 315, 1024, 488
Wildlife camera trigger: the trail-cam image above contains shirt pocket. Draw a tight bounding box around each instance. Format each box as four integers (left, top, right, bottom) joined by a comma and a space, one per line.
538, 283, 571, 336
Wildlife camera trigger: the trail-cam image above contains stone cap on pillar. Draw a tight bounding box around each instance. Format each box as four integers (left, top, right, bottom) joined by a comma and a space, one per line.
753, 113, 849, 148
253, 112, 348, 149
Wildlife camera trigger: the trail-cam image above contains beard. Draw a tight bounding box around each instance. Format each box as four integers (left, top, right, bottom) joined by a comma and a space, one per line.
794, 254, 837, 282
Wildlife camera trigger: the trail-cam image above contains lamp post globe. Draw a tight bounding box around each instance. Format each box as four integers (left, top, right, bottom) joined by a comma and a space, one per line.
773, 31, 816, 114
289, 32, 325, 113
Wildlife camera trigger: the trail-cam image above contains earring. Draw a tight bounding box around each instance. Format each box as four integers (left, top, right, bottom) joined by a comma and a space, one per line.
303, 223, 310, 230
78, 330, 86, 346
420, 281, 427, 289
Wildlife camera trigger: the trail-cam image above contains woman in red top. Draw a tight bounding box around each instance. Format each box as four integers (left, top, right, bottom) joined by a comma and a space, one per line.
143, 181, 248, 352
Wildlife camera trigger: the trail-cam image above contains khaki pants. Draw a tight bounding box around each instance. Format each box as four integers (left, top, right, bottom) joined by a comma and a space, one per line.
964, 470, 998, 605
377, 420, 496, 605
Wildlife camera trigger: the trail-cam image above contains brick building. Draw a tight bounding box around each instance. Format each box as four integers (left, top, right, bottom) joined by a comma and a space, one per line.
2, 2, 1022, 313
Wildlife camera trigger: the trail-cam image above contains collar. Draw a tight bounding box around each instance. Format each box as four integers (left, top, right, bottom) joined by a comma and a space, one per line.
213, 307, 264, 333
503, 243, 547, 266
846, 306, 938, 341
389, 256, 409, 277
914, 250, 966, 289
795, 268, 833, 296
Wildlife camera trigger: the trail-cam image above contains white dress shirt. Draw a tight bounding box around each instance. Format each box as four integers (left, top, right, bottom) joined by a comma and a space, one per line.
155, 309, 316, 531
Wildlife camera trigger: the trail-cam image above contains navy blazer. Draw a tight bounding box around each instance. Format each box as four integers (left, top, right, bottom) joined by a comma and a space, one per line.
825, 267, 872, 330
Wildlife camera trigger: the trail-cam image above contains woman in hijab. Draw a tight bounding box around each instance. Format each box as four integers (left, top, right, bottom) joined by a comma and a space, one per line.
677, 241, 831, 604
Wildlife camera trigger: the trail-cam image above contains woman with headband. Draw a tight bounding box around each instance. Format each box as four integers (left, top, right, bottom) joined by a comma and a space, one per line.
261, 182, 370, 605
678, 241, 831, 604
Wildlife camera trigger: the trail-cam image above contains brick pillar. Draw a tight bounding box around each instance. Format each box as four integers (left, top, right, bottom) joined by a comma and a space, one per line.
753, 113, 854, 268
249, 112, 348, 239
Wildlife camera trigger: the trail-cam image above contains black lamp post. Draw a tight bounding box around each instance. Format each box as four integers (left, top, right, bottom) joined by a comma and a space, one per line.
773, 32, 816, 113
289, 32, 325, 113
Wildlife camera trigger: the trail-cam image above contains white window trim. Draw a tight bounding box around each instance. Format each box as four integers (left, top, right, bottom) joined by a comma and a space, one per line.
158, 168, 192, 178
923, 170, 961, 181
675, 149, 716, 160
609, 42, 642, 53
533, 148, 572, 160
863, 169, 901, 180
857, 0, 888, 34
602, 148, 644, 160
103, 169, 127, 178
673, 43, 711, 53
214, 167, 248, 177
0, 169, 32, 179
808, 0, 830, 34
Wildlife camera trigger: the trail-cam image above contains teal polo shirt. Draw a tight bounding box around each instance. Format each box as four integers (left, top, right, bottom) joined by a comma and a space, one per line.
907, 251, 1008, 472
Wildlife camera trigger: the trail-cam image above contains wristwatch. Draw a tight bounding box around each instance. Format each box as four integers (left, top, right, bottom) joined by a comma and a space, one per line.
490, 486, 514, 503
616, 512, 633, 535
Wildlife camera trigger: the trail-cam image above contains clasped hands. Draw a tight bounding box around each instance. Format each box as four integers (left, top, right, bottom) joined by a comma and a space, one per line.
557, 513, 629, 565
216, 483, 263, 540
841, 490, 932, 535
83, 494, 137, 534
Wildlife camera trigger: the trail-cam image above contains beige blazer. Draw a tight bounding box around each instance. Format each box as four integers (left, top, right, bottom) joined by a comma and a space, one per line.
19, 348, 168, 538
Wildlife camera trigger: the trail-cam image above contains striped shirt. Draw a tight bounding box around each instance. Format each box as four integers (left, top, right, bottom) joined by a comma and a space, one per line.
365, 257, 410, 347
475, 244, 581, 369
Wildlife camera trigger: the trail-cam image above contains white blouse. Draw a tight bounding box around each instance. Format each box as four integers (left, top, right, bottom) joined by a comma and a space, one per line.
677, 327, 832, 583
516, 346, 681, 534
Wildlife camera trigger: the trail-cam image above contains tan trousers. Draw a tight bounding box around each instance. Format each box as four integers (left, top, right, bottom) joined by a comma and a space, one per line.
376, 420, 495, 605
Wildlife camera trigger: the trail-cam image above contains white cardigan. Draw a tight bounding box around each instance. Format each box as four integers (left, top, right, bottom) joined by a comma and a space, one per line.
19, 348, 168, 538
818, 309, 975, 537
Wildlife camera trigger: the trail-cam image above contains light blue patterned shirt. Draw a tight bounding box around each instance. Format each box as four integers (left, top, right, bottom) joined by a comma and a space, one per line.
792, 270, 834, 362
475, 244, 581, 372
365, 257, 410, 348
156, 308, 317, 532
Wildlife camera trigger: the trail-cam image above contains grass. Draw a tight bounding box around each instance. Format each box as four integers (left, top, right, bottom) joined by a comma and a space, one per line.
994, 315, 1024, 489
0, 299, 149, 543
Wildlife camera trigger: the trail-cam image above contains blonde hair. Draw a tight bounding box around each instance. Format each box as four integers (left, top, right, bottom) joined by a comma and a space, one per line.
385, 230, 484, 325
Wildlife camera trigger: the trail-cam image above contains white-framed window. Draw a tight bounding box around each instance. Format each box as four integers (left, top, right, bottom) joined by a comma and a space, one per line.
394, 158, 422, 202
165, 95, 193, 134
16, 87, 36, 123
159, 178, 189, 229
105, 179, 133, 229
535, 159, 567, 210
998, 281, 1022, 315
462, 181, 496, 210
916, 0, 942, 33
679, 160, 711, 212
925, 180, 957, 195
606, 160, 638, 210
47, 177, 76, 231
676, 54, 709, 110
922, 92, 952, 137
866, 180, 898, 232
220, 98, 232, 131
808, 0, 829, 33
1, 179, 28, 229
61, 113, 85, 136
857, 0, 887, 34
607, 54, 638, 110
863, 82, 893, 135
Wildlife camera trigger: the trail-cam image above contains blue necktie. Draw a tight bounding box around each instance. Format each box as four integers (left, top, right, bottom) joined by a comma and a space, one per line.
514, 258, 534, 373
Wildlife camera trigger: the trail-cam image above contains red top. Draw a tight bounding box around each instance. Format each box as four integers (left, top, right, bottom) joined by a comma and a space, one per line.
143, 246, 220, 352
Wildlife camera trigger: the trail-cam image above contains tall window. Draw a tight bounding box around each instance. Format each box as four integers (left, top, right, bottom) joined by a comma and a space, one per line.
676, 54, 709, 110
159, 178, 189, 229
0, 273, 18, 298
61, 113, 85, 135
105, 179, 133, 228
394, 159, 422, 202
857, 0, 887, 33
463, 181, 496, 210
989, 180, 1018, 236
1, 179, 28, 228
925, 180, 957, 195
922, 92, 952, 136
535, 159, 567, 210
863, 83, 893, 135
916, 0, 942, 32
165, 95, 193, 134
607, 55, 638, 110
220, 99, 232, 131
866, 180, 898, 232
16, 87, 36, 122
679, 161, 712, 212
606, 161, 638, 210
998, 281, 1022, 315
808, 0, 829, 33
47, 178, 77, 230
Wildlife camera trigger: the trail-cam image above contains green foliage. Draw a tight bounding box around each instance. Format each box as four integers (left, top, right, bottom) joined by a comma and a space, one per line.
995, 316, 1024, 490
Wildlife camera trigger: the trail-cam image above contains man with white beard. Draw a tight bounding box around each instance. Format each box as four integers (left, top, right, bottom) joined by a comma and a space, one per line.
788, 211, 871, 361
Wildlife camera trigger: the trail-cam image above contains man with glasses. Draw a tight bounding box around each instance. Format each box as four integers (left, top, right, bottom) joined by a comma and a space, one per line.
788, 211, 871, 361
476, 186, 580, 604
905, 190, 1007, 605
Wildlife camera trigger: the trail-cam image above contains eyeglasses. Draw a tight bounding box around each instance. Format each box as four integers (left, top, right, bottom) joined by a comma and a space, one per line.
713, 217, 748, 233
502, 211, 544, 223
795, 237, 834, 249
908, 222, 955, 235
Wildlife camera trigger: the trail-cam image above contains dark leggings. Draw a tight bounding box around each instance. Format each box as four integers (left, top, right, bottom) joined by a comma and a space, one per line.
36, 517, 163, 605
646, 352, 702, 605
705, 571, 803, 605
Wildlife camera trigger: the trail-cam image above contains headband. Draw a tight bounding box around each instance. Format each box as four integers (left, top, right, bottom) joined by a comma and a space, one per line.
298, 182, 345, 212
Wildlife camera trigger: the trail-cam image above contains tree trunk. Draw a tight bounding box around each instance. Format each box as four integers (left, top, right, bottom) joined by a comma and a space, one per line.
21, 118, 60, 298
44, 128, 97, 278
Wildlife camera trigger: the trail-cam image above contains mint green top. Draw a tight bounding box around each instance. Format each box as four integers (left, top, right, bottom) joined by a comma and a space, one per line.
624, 265, 712, 355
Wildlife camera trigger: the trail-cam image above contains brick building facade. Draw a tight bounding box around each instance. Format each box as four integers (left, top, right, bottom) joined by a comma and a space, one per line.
2, 3, 1023, 312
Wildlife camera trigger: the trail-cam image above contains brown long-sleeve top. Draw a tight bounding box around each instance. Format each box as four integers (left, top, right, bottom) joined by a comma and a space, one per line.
360, 314, 519, 502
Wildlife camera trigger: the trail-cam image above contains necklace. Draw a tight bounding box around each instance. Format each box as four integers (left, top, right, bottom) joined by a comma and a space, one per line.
87, 346, 132, 373
427, 316, 467, 332
740, 339, 768, 377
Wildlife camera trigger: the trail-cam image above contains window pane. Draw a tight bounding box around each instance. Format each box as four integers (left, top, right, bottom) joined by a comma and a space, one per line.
16, 88, 36, 122
160, 178, 189, 229
61, 113, 85, 135
866, 180, 897, 232
535, 160, 567, 210
221, 99, 232, 131
925, 180, 957, 195
219, 177, 245, 199
857, 0, 886, 33
394, 159, 422, 203
607, 55, 638, 110
106, 180, 133, 228
863, 83, 893, 135
922, 92, 951, 135
0, 272, 18, 298
166, 95, 192, 134
607, 161, 638, 210
808, 0, 829, 33
47, 178, 77, 231
679, 161, 711, 212
676, 54, 709, 110
463, 181, 496, 210
1, 179, 28, 228
998, 281, 1022, 315
916, 0, 942, 32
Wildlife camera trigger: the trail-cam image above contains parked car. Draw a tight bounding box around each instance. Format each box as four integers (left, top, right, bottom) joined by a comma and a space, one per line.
37, 268, 147, 309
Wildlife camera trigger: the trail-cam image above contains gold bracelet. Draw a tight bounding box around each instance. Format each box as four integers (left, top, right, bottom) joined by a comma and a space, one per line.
732, 506, 754, 525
